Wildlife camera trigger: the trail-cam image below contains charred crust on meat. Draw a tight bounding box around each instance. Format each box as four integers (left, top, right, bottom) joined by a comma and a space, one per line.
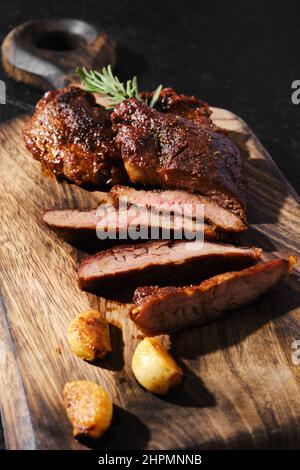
24, 85, 246, 220
111, 98, 246, 219
23, 86, 128, 188
141, 87, 213, 126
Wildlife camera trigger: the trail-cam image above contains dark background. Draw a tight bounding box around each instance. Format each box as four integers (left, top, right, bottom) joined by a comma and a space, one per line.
0, 0, 299, 449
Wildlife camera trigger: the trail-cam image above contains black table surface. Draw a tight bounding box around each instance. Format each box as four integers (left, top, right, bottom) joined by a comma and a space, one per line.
0, 0, 299, 450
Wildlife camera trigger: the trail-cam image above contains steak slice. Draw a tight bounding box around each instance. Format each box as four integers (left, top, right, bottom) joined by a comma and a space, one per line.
112, 99, 246, 220
131, 256, 297, 336
110, 185, 246, 234
78, 240, 262, 296
43, 206, 217, 250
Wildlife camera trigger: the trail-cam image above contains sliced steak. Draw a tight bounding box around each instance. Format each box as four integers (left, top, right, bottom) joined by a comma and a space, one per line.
112, 99, 246, 220
131, 256, 296, 336
78, 240, 262, 296
43, 206, 217, 251
43, 208, 103, 250
110, 185, 246, 234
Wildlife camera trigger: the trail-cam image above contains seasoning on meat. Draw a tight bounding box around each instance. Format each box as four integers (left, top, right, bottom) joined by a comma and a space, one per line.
131, 256, 297, 335
23, 87, 127, 188
112, 99, 246, 219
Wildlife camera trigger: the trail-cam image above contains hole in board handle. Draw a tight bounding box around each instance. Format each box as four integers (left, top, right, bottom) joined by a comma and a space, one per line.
34, 31, 86, 51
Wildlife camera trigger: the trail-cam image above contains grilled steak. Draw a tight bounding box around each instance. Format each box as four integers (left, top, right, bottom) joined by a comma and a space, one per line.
78, 240, 261, 296
23, 87, 127, 188
131, 256, 296, 336
141, 87, 213, 126
24, 84, 245, 222
112, 99, 246, 219
43, 206, 217, 250
23, 86, 213, 190
110, 185, 246, 233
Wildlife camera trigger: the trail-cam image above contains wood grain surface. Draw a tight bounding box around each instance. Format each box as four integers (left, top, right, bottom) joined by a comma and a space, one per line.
0, 108, 300, 450
1, 19, 116, 90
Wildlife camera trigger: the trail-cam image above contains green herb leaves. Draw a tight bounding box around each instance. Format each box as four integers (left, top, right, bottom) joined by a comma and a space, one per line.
76, 65, 162, 110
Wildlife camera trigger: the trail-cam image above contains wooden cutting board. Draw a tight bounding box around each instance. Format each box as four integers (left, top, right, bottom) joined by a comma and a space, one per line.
1, 108, 300, 450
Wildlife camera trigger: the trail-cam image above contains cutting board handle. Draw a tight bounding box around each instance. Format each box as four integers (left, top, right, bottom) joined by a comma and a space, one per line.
1, 19, 116, 91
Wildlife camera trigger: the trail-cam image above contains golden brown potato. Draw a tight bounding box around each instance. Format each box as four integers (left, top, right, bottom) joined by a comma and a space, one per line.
132, 337, 183, 395
67, 309, 111, 362
64, 380, 113, 440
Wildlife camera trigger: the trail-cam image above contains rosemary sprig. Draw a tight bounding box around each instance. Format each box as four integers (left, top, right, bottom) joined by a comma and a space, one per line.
76, 65, 162, 109
149, 84, 163, 108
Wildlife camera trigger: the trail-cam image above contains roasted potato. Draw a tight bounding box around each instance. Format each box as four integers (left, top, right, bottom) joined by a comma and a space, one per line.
64, 380, 113, 439
67, 309, 111, 362
132, 337, 183, 395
